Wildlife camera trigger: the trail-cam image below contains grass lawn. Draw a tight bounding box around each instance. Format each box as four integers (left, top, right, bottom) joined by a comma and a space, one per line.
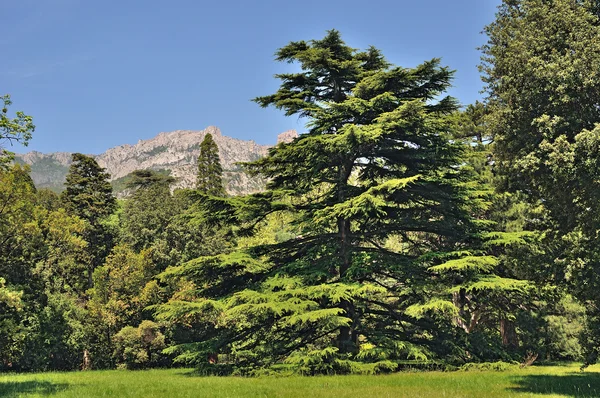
1, 363, 600, 397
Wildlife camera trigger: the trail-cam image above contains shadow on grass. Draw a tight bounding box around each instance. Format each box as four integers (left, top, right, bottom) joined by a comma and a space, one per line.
0, 380, 70, 397
533, 361, 581, 367
178, 369, 231, 378
510, 372, 600, 397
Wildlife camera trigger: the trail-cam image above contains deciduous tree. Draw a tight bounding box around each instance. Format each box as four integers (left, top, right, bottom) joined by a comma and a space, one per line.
0, 95, 34, 168
481, 0, 600, 364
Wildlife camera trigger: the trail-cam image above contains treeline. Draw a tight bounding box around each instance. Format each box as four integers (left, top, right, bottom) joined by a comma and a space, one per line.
1, 0, 600, 374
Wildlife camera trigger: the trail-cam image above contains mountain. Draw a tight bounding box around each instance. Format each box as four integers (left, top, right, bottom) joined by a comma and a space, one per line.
15, 127, 298, 196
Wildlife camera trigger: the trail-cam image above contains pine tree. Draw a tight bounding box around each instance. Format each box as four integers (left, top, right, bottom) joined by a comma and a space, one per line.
247, 30, 473, 360
196, 133, 225, 196
62, 153, 116, 224
62, 153, 116, 287
157, 30, 532, 373
126, 169, 175, 191
122, 170, 178, 253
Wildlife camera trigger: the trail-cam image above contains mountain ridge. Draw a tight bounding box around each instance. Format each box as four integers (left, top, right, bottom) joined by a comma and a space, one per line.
15, 127, 298, 196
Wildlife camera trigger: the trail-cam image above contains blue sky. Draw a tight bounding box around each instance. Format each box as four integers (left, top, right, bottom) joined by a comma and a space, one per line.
2, 0, 500, 154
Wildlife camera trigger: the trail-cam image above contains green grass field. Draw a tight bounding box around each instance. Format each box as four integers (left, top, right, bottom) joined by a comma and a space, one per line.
1, 363, 600, 397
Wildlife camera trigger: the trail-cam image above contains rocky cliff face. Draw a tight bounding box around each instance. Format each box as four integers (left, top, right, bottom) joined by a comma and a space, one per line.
15, 127, 299, 196
276, 130, 298, 144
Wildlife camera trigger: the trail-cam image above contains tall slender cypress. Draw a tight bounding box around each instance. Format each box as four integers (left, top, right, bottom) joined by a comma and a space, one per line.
196, 133, 225, 196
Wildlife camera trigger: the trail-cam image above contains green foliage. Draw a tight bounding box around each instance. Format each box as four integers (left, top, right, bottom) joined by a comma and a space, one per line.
482, 0, 600, 198
283, 347, 399, 375
0, 164, 98, 371
429, 256, 499, 273
0, 278, 21, 310
35, 207, 88, 293
481, 0, 600, 232
110, 168, 173, 195
0, 94, 35, 168
539, 294, 585, 361
459, 361, 517, 372
152, 189, 234, 270
156, 270, 383, 369
61, 153, 117, 288
196, 133, 225, 196
121, 170, 179, 253
236, 210, 297, 248
20, 291, 87, 371
86, 244, 160, 367
0, 164, 39, 286
482, 0, 600, 364
125, 169, 176, 191
156, 30, 519, 374
62, 154, 116, 224
113, 320, 166, 369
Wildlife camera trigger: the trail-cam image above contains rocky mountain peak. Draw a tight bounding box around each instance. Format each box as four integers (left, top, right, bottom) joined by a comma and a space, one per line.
277, 130, 299, 144
15, 126, 290, 196
204, 126, 222, 136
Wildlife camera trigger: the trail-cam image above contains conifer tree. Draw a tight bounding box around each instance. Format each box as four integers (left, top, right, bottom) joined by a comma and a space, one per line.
62, 154, 116, 224
157, 30, 530, 373
122, 170, 177, 253
196, 133, 225, 196
62, 153, 116, 287
126, 169, 175, 191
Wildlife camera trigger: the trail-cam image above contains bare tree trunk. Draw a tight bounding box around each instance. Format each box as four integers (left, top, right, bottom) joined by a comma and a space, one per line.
336, 161, 356, 354
452, 291, 481, 333
82, 349, 91, 371
500, 318, 518, 347
337, 217, 357, 353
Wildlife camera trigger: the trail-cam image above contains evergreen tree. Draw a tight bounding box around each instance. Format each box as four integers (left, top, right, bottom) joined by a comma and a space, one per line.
196, 133, 225, 196
126, 169, 176, 191
122, 170, 177, 253
156, 31, 527, 373
62, 154, 116, 223
62, 153, 116, 288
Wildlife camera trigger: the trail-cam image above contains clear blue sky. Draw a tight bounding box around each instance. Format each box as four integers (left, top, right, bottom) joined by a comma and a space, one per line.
2, 0, 500, 154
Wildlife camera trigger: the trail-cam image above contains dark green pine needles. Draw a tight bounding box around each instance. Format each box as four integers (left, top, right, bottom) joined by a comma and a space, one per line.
196, 133, 226, 197
156, 30, 532, 374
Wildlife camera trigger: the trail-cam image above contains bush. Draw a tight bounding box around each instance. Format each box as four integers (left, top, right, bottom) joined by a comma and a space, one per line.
113, 321, 166, 369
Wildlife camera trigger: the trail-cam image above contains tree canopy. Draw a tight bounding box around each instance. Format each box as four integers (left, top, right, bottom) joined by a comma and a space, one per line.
481, 0, 600, 365
153, 30, 537, 374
